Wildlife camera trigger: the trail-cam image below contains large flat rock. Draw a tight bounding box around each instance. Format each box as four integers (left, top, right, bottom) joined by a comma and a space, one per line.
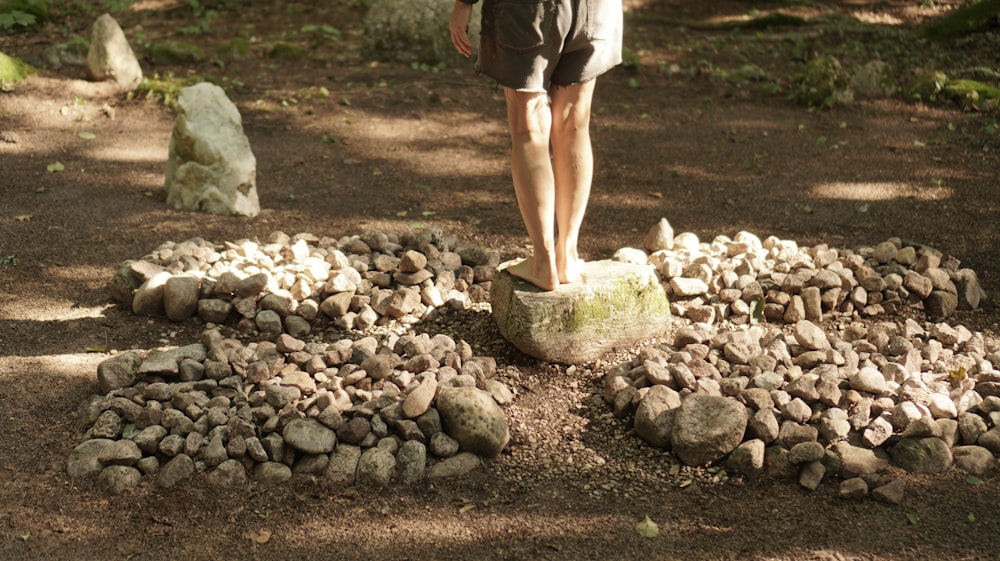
490, 260, 670, 364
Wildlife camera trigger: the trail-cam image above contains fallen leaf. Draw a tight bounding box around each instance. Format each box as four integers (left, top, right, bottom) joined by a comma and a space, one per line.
19, 534, 29, 541
635, 515, 659, 538
458, 504, 476, 514
85, 346, 106, 353
647, 191, 663, 198
47, 161, 65, 173
77, 131, 96, 140
243, 529, 272, 544
966, 476, 984, 485
14, 214, 32, 222
421, 210, 436, 217
906, 512, 919, 525
968, 513, 977, 523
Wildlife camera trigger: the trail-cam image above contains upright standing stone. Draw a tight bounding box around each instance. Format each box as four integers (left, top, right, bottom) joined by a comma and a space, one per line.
87, 14, 142, 90
491, 260, 670, 364
165, 82, 260, 217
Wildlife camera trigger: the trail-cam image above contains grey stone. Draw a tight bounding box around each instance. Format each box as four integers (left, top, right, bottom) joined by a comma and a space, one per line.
789, 441, 826, 464
164, 275, 200, 321
96, 351, 144, 394
799, 461, 826, 491
281, 419, 337, 454
670, 394, 748, 467
293, 454, 330, 476
202, 435, 228, 468
165, 83, 259, 217
644, 217, 674, 252
98, 439, 142, 466
427, 452, 482, 479
397, 440, 427, 484
437, 387, 509, 458
491, 259, 670, 364
356, 447, 397, 487
763, 445, 797, 480
746, 408, 780, 443
833, 441, 890, 478
156, 454, 195, 489
253, 462, 292, 485
91, 410, 123, 439
872, 479, 905, 504
402, 376, 437, 419
134, 425, 168, 454
794, 320, 830, 351
98, 465, 143, 495
838, 477, 869, 500
723, 439, 765, 480
888, 437, 952, 474
633, 385, 680, 449
958, 412, 989, 445
324, 444, 362, 486
87, 13, 142, 89
206, 459, 248, 487
428, 431, 460, 458
850, 367, 888, 395
67, 439, 116, 478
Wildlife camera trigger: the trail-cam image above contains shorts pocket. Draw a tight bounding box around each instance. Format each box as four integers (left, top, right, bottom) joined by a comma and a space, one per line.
495, 0, 556, 52
585, 0, 622, 41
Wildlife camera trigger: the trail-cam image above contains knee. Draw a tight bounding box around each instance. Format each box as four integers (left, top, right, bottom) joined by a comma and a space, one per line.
506, 93, 551, 143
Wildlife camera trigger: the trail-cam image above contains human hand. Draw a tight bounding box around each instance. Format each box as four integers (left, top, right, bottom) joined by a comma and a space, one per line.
449, 1, 474, 58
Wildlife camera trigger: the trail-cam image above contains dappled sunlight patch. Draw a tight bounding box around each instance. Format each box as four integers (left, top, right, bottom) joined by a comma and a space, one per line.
809, 181, 954, 202
0, 300, 112, 322
4, 354, 107, 380
850, 11, 905, 26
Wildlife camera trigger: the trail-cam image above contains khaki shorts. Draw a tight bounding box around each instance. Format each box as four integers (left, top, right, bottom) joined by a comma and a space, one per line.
477, 0, 623, 92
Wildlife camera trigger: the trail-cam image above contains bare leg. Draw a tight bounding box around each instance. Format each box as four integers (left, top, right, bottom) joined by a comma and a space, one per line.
504, 88, 560, 291
550, 80, 596, 284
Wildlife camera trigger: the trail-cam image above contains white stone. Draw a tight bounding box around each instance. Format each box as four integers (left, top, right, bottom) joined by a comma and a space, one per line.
87, 14, 142, 89
165, 83, 259, 217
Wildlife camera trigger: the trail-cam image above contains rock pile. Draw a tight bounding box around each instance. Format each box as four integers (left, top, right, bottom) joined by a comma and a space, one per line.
82, 222, 995, 498
109, 227, 500, 336
606, 222, 997, 498
70, 327, 513, 495
620, 219, 987, 324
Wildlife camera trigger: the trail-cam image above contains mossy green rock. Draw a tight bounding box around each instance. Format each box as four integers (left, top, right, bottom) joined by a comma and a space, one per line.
905, 70, 948, 101
217, 37, 252, 61
794, 55, 852, 108
944, 79, 1000, 106
147, 40, 205, 64
0, 51, 34, 84
268, 42, 306, 61
491, 260, 670, 364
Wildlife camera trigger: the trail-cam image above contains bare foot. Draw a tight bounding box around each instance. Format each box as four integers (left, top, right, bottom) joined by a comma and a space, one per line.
504, 257, 559, 291
558, 255, 586, 284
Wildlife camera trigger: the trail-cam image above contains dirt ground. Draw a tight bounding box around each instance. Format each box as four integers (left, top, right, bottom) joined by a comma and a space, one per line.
2, 1, 999, 560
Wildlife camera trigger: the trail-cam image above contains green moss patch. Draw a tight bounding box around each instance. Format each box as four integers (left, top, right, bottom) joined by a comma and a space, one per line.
0, 51, 35, 84
147, 40, 206, 65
